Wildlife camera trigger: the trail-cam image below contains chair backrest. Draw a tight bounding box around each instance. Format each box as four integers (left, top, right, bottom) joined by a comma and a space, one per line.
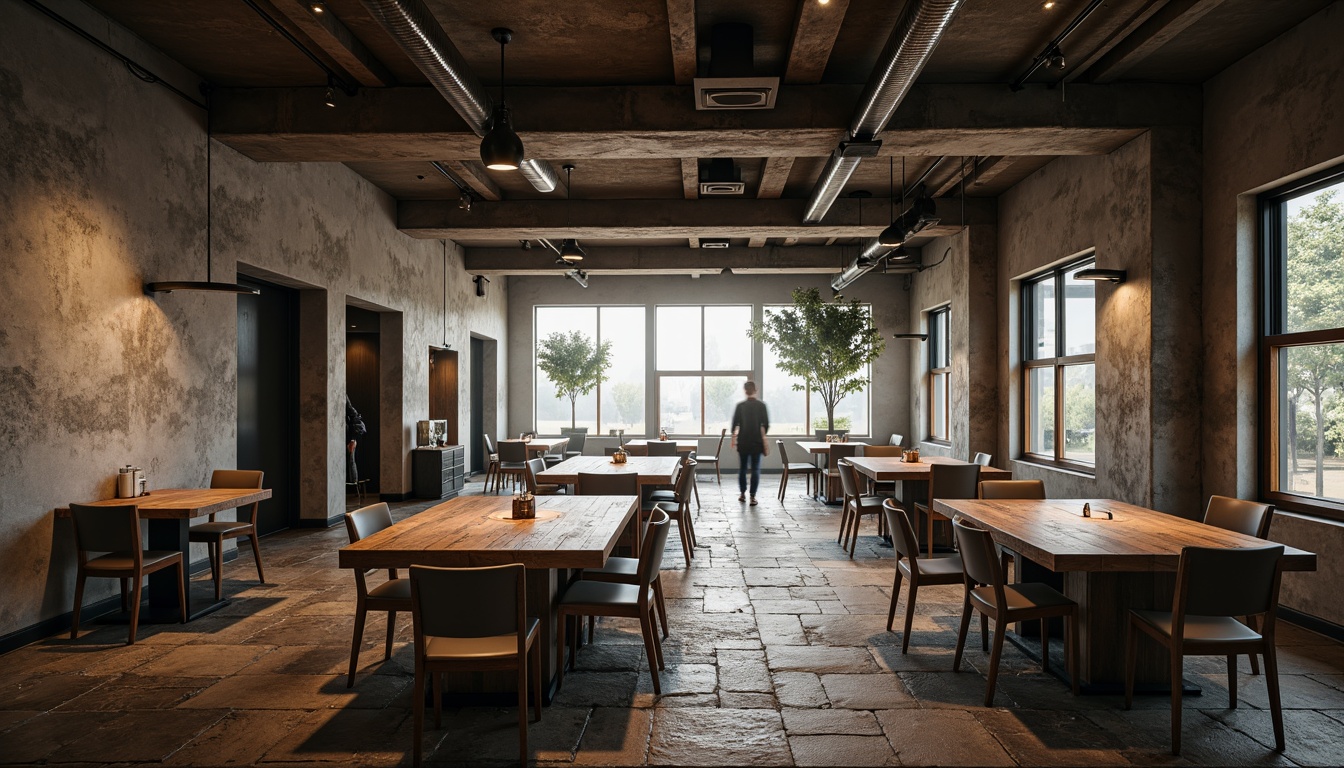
345, 501, 394, 544
1203, 496, 1274, 539
930, 462, 981, 500
861, 445, 903, 458
560, 428, 587, 453
211, 469, 264, 524
776, 440, 791, 464
647, 440, 679, 456
70, 503, 141, 558
524, 458, 547, 493
576, 472, 639, 496
978, 479, 1045, 500
410, 563, 526, 646
882, 499, 921, 563
713, 428, 727, 455
498, 440, 528, 463
1175, 545, 1284, 621
953, 517, 1005, 590
837, 460, 861, 500
828, 443, 861, 470
971, 452, 992, 467
673, 459, 697, 501
889, 433, 904, 446
545, 438, 569, 457
483, 433, 496, 454
638, 509, 672, 588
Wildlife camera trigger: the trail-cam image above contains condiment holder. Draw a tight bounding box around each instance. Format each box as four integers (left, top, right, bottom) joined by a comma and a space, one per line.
611, 447, 628, 464
512, 491, 536, 519
901, 449, 921, 463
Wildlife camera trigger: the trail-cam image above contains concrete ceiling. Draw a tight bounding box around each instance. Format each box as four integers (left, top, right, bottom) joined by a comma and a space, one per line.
82, 0, 1332, 273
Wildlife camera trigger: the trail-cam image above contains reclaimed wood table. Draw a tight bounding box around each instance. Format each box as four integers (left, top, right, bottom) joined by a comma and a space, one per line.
621, 439, 698, 455
338, 493, 638, 701
536, 455, 681, 491
933, 498, 1318, 692
57, 488, 272, 621
498, 437, 569, 457
848, 456, 1011, 550
796, 441, 869, 502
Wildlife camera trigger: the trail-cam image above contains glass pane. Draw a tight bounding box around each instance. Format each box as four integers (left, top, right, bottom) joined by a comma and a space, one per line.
705, 376, 747, 435
1029, 276, 1056, 360
599, 307, 646, 435
1284, 179, 1344, 334
1063, 264, 1096, 356
1062, 364, 1096, 464
659, 376, 701, 435
762, 332, 807, 435
535, 307, 598, 434
657, 306, 701, 370
1277, 343, 1344, 500
931, 372, 948, 440
704, 306, 752, 370
1027, 366, 1055, 455
930, 308, 950, 369
810, 375, 869, 435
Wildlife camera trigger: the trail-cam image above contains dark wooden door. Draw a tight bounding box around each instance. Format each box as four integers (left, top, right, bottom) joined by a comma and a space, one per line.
470, 337, 485, 474
346, 307, 381, 493
236, 277, 298, 535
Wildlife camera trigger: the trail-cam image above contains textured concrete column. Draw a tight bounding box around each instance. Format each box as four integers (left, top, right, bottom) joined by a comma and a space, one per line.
298, 289, 331, 523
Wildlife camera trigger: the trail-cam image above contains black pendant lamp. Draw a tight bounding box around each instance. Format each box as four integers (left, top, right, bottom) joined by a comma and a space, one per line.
480, 28, 524, 171
877, 157, 904, 248
146, 123, 258, 295
559, 164, 585, 263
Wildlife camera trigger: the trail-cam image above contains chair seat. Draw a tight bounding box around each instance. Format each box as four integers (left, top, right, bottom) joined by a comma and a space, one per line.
560, 580, 640, 609
849, 495, 885, 511
786, 463, 820, 472
424, 617, 539, 661
367, 577, 412, 601
1131, 610, 1263, 644
970, 582, 1075, 614
899, 554, 964, 580
582, 556, 639, 580
648, 490, 677, 503
696, 454, 718, 463
85, 551, 180, 572
499, 461, 527, 470
565, 450, 583, 458
189, 521, 254, 537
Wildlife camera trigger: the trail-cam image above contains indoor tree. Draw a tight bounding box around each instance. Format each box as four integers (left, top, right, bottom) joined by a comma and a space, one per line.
536, 331, 613, 430
749, 287, 885, 430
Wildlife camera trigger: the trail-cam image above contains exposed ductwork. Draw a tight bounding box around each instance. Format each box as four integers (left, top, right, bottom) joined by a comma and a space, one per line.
360, 0, 558, 193
803, 0, 965, 224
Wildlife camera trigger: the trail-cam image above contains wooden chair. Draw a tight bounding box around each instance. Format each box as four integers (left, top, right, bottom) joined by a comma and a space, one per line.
1124, 544, 1285, 756
542, 438, 568, 468
695, 429, 727, 484
581, 514, 670, 640
645, 459, 697, 563
482, 434, 500, 489
575, 472, 639, 496
560, 427, 587, 459
523, 458, 566, 495
978, 479, 1045, 499
344, 502, 412, 687
952, 517, 1079, 707
776, 441, 820, 502
646, 440, 679, 457
558, 510, 670, 694
409, 563, 540, 767
495, 440, 529, 493
883, 499, 971, 653
69, 503, 186, 645
1202, 496, 1276, 674
837, 460, 885, 558
189, 469, 266, 600
914, 463, 980, 554
971, 452, 992, 467
861, 445, 904, 458
826, 443, 861, 502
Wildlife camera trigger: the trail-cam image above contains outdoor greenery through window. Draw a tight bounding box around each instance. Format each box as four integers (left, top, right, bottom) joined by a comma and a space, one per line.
534, 306, 645, 435
1263, 166, 1344, 520
761, 304, 872, 436
928, 306, 950, 442
657, 306, 751, 436
1023, 257, 1096, 467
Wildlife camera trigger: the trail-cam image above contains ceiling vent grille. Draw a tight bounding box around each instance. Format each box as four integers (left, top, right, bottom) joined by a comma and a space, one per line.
699, 239, 731, 249
698, 158, 745, 195
693, 23, 778, 111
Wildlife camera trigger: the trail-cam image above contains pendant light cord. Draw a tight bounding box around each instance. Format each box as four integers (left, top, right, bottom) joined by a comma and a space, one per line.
442, 240, 448, 347
498, 39, 507, 106
206, 97, 213, 283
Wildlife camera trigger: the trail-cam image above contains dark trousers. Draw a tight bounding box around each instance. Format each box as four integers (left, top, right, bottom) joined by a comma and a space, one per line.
738, 451, 763, 496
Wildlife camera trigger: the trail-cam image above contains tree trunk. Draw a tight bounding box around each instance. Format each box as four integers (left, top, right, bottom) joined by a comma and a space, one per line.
1314, 382, 1325, 498
1289, 394, 1299, 476
570, 396, 577, 430
825, 399, 836, 430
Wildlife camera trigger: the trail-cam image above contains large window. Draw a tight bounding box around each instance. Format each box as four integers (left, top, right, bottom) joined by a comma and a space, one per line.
1263, 166, 1344, 520
656, 305, 751, 436
534, 306, 645, 435
761, 305, 872, 436
928, 306, 950, 442
1022, 257, 1096, 468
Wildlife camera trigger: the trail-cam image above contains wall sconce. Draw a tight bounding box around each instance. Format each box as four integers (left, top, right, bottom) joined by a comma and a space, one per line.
892, 333, 928, 341
473, 275, 489, 297
1075, 267, 1126, 283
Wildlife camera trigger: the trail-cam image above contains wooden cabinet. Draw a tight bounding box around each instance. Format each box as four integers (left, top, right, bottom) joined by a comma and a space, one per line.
413, 445, 464, 500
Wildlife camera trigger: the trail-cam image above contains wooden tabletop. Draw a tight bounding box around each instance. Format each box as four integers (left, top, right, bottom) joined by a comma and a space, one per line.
55, 488, 272, 520
622, 439, 698, 454
933, 498, 1317, 573
536, 455, 681, 487
847, 456, 1011, 482
796, 441, 869, 454
499, 437, 568, 454
337, 493, 638, 571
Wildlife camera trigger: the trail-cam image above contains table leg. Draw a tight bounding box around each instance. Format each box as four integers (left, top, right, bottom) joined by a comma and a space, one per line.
146, 518, 229, 622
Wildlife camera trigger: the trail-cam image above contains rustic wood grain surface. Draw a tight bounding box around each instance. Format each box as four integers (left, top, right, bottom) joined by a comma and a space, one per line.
848, 456, 1012, 482
55, 488, 273, 520
536, 455, 681, 487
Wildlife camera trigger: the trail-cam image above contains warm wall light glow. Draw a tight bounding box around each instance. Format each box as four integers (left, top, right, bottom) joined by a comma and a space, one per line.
818, 0, 830, 5
1043, 1, 1055, 7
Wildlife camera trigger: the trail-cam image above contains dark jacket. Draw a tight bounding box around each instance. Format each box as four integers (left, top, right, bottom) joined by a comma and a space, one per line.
346, 397, 367, 442
732, 398, 770, 454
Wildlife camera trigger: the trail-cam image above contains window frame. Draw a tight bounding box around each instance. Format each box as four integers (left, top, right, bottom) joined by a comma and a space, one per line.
1259, 163, 1344, 522
927, 305, 951, 444
760, 303, 874, 437
533, 305, 646, 437
1020, 254, 1097, 472
655, 304, 753, 437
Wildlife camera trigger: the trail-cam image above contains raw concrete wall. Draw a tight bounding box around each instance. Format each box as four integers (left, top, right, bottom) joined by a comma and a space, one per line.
506, 273, 911, 470
1202, 2, 1344, 624
0, 0, 507, 639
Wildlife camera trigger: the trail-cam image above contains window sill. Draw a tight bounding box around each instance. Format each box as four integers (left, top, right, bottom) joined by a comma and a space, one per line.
1011, 457, 1096, 479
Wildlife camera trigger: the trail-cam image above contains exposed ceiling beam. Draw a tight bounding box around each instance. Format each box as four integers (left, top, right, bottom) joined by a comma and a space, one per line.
929, 156, 974, 198
747, 236, 768, 247
1063, 0, 1171, 84
757, 156, 794, 199
1086, 0, 1231, 83
266, 0, 395, 87
210, 83, 1198, 162
688, 236, 700, 248
681, 158, 699, 199
784, 0, 851, 84
967, 156, 1014, 189
666, 0, 698, 86
781, 236, 800, 247
464, 245, 858, 275
399, 197, 993, 240
442, 160, 501, 201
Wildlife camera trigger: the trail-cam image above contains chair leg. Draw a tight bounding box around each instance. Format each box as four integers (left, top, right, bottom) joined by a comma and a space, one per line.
692, 476, 700, 509
903, 581, 919, 654
984, 617, 1006, 707
640, 609, 662, 695
654, 578, 670, 639
588, 615, 595, 644
952, 592, 973, 670
348, 602, 367, 687
1264, 640, 1285, 752
248, 533, 266, 584
1067, 612, 1080, 696
1246, 615, 1261, 675
531, 640, 543, 722
127, 575, 143, 646
678, 519, 693, 563
1041, 618, 1051, 674
777, 469, 787, 502
1123, 619, 1137, 710
385, 610, 396, 660
517, 657, 529, 766
176, 561, 187, 623
886, 569, 903, 632
412, 667, 425, 768
1170, 649, 1183, 756
71, 571, 86, 640
1227, 654, 1238, 707
649, 606, 666, 671
555, 611, 567, 689
206, 541, 221, 601
981, 613, 989, 653
434, 672, 443, 729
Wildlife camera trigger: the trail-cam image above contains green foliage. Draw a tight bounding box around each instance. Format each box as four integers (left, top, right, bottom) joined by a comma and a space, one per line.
750, 288, 885, 430
812, 415, 853, 431
608, 381, 643, 430
536, 331, 613, 429
705, 377, 740, 425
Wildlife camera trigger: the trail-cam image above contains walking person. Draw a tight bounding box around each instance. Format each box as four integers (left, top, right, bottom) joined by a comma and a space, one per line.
731, 381, 770, 506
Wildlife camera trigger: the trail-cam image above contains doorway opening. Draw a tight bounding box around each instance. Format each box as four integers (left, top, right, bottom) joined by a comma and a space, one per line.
470, 337, 485, 474
346, 306, 382, 496
237, 275, 299, 534
430, 347, 459, 446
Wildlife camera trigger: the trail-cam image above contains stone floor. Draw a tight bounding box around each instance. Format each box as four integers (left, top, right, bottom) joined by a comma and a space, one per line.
3, 478, 1343, 767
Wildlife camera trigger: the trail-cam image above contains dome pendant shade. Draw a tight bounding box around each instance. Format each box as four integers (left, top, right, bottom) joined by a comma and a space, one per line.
559, 238, 586, 263
480, 105, 524, 170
